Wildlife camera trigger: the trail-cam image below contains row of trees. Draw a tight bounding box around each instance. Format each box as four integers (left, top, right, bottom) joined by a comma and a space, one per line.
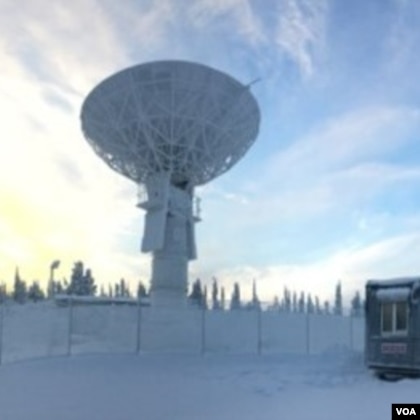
188, 278, 364, 316
1, 264, 363, 316
0, 263, 149, 304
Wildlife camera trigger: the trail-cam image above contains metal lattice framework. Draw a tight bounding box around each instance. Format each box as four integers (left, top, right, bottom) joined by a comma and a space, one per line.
81, 60, 260, 187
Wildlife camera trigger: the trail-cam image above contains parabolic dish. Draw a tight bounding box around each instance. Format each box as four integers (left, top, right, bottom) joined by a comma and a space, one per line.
81, 60, 260, 186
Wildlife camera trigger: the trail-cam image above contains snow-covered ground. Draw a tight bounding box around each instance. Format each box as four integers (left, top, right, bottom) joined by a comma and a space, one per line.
0, 351, 418, 420
0, 303, 416, 419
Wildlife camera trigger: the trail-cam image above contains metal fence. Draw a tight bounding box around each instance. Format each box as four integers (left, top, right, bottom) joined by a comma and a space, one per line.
0, 300, 365, 364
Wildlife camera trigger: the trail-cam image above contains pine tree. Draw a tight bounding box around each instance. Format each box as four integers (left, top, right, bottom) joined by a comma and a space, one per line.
119, 278, 131, 297
189, 278, 203, 306
351, 290, 363, 317
271, 295, 280, 311
292, 291, 297, 312
67, 262, 96, 296
283, 287, 291, 312
334, 282, 343, 315
28, 281, 45, 302
114, 283, 121, 298
67, 262, 84, 295
137, 281, 147, 298
220, 286, 226, 310
314, 296, 321, 314
0, 283, 7, 303
298, 291, 305, 313
13, 267, 27, 304
324, 300, 330, 315
211, 278, 220, 310
252, 279, 260, 310
83, 269, 97, 296
202, 285, 208, 310
307, 294, 314, 314
230, 282, 241, 310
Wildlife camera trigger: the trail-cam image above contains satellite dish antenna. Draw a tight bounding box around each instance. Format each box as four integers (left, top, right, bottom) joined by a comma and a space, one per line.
81, 60, 260, 306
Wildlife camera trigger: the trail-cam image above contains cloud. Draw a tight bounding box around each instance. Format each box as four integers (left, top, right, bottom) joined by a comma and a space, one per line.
190, 0, 267, 46
226, 106, 420, 226
190, 104, 420, 296
266, 106, 420, 177
1, 0, 129, 95
0, 1, 151, 290
195, 231, 420, 306
275, 0, 328, 78
386, 0, 420, 72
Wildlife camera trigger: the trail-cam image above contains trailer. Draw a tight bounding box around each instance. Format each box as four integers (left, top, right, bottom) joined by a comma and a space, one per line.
365, 277, 420, 380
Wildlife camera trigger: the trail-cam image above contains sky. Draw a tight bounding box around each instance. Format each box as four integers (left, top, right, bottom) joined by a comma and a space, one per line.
1, 0, 420, 305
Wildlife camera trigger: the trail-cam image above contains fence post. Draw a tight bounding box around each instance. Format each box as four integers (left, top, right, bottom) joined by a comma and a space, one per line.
306, 313, 310, 355
136, 297, 142, 354
257, 306, 262, 356
67, 297, 73, 356
0, 303, 4, 365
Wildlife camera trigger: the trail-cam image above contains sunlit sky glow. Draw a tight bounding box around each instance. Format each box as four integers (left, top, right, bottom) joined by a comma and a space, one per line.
1, 0, 420, 305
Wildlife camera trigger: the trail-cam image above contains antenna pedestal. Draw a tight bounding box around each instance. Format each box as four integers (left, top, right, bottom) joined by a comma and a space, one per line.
149, 199, 197, 307
150, 252, 188, 307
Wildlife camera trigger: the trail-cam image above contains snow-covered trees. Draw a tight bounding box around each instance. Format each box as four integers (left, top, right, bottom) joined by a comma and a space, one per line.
334, 282, 343, 315
230, 282, 241, 310
28, 281, 45, 302
292, 291, 297, 312
67, 262, 97, 296
13, 268, 27, 304
0, 283, 7, 303
351, 291, 363, 317
118, 278, 131, 298
211, 278, 220, 310
0, 264, 366, 314
298, 292, 305, 313
189, 278, 205, 307
306, 294, 314, 314
251, 279, 260, 310
220, 286, 226, 310
137, 281, 148, 298
283, 287, 291, 312
314, 296, 321, 314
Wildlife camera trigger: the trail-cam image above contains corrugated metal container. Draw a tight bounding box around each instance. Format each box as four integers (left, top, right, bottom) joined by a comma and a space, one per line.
365, 277, 420, 380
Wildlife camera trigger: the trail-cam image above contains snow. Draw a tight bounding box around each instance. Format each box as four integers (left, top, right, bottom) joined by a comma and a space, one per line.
376, 287, 411, 301
367, 277, 420, 287
0, 352, 419, 420
0, 302, 417, 419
